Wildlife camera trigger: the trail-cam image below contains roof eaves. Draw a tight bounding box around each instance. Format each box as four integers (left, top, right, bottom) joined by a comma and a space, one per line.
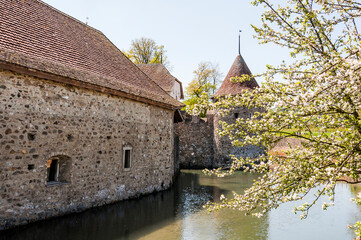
0, 48, 184, 110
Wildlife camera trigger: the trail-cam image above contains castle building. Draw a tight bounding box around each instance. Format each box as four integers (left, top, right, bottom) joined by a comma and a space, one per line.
175, 54, 264, 168
137, 64, 184, 101
0, 0, 183, 230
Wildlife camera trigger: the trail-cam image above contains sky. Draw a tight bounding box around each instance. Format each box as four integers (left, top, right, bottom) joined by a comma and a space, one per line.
42, 0, 290, 92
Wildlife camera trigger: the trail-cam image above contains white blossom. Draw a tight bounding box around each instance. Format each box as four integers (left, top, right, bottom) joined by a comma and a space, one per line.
195, 0, 361, 237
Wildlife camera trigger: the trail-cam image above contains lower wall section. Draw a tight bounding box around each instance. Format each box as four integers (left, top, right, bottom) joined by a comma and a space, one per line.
0, 70, 175, 230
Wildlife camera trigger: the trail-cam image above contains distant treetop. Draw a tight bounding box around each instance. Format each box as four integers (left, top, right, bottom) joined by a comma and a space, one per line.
124, 37, 169, 67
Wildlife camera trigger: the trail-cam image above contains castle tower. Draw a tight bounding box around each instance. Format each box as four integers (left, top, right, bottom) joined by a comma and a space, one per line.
212, 54, 264, 167
214, 54, 259, 98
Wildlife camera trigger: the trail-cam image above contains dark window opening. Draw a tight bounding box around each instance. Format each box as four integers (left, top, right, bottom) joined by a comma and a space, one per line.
124, 149, 131, 169
47, 159, 58, 182
46, 155, 72, 185
28, 164, 35, 170
234, 113, 239, 119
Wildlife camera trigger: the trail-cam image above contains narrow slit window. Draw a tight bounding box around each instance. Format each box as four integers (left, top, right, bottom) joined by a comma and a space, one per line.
234, 113, 239, 119
123, 147, 132, 169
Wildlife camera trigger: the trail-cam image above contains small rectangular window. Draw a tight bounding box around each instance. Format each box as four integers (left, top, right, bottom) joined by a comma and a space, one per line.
123, 147, 132, 169
46, 155, 71, 186
234, 113, 239, 119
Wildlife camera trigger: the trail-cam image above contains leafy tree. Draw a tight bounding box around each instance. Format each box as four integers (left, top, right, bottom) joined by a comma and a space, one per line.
184, 62, 222, 117
195, 0, 361, 236
124, 37, 168, 66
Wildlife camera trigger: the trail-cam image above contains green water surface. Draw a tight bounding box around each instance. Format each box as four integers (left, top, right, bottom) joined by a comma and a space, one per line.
1, 170, 361, 240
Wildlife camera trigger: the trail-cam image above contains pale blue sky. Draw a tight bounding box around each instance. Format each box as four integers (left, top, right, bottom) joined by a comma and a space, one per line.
42, 0, 290, 91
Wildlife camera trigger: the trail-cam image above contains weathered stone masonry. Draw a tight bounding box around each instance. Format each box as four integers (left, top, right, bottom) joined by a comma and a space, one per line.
0, 69, 175, 230
212, 107, 265, 167
175, 108, 265, 169
174, 113, 214, 169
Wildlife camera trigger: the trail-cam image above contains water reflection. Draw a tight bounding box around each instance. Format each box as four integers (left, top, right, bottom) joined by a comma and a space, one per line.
1, 171, 360, 239
268, 183, 361, 240
0, 189, 176, 240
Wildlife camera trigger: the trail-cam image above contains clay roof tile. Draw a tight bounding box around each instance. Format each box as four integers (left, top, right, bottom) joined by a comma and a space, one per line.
137, 64, 184, 99
0, 0, 183, 109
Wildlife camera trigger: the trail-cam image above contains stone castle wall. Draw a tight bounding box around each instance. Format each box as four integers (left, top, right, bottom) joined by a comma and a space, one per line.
174, 113, 214, 169
0, 69, 175, 230
175, 108, 265, 169
213, 107, 265, 167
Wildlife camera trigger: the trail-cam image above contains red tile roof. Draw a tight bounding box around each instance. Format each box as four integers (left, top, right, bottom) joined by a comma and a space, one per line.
0, 0, 183, 109
214, 54, 259, 97
137, 64, 184, 99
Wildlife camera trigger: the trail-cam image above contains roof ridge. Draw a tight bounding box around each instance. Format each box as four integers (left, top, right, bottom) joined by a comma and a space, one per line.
0, 0, 184, 109
36, 0, 103, 35
135, 64, 176, 99
39, 1, 172, 99
157, 64, 177, 80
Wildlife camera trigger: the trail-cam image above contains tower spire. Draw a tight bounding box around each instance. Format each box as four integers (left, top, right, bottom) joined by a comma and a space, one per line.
238, 30, 242, 55
214, 54, 259, 97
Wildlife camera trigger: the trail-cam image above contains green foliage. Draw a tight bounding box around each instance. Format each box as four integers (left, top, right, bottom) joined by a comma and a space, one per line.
184, 62, 222, 117
194, 0, 361, 237
124, 37, 169, 66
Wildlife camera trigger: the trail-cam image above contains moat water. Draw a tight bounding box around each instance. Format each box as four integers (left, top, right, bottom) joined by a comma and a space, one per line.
1, 170, 361, 240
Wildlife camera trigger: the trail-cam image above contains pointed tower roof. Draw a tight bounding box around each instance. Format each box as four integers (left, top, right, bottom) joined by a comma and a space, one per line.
214, 54, 259, 97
